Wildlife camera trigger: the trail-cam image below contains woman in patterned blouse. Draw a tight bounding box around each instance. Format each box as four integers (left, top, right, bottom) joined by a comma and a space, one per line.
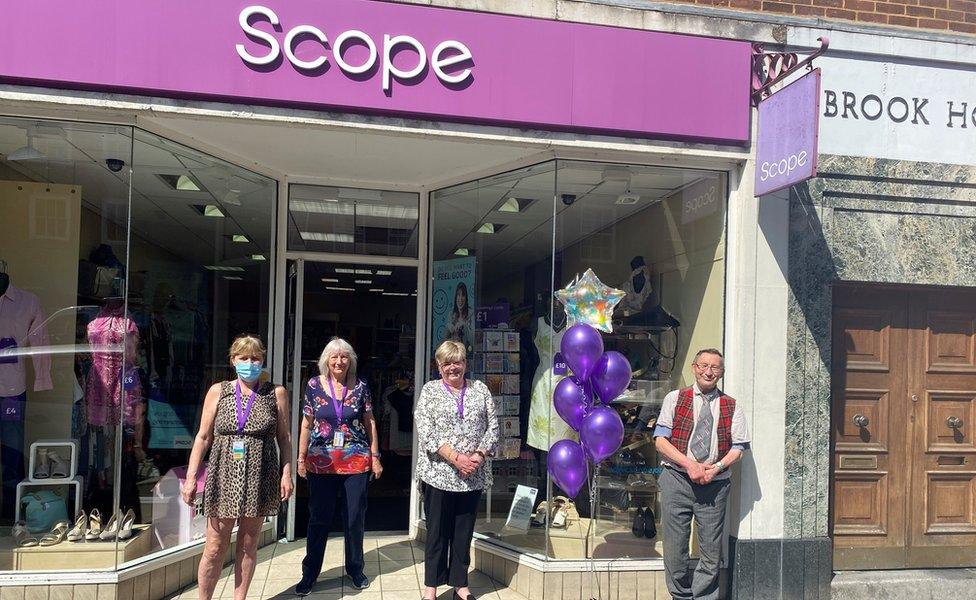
415, 340, 499, 600
295, 338, 382, 596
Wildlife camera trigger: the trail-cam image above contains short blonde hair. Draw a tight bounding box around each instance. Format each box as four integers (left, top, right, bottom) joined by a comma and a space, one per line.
228, 335, 266, 363
318, 337, 358, 384
435, 340, 466, 366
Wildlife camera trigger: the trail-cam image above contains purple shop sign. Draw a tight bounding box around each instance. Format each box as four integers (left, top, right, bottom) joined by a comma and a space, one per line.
754, 69, 822, 196
0, 0, 751, 143
475, 304, 510, 329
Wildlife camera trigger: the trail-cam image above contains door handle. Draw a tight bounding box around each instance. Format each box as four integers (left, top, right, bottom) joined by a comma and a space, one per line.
947, 416, 963, 429
853, 414, 869, 428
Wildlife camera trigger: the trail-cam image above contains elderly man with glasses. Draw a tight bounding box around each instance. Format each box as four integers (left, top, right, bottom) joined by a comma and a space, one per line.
652, 348, 750, 600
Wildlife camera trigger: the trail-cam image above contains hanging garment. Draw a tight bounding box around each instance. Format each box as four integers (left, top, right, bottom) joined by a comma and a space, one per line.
84, 305, 139, 427
526, 317, 577, 451
0, 285, 52, 396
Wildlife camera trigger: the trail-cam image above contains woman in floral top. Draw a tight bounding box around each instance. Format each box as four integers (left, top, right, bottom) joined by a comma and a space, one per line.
415, 340, 499, 600
295, 338, 382, 596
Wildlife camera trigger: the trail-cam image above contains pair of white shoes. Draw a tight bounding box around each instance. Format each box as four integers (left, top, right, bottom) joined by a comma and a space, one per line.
66, 509, 136, 542
33, 449, 69, 479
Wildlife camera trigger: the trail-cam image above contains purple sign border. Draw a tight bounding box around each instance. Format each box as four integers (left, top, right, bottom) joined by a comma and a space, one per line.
0, 0, 752, 144
754, 69, 821, 196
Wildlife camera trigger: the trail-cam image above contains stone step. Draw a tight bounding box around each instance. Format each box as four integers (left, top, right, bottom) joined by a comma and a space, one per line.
831, 569, 976, 600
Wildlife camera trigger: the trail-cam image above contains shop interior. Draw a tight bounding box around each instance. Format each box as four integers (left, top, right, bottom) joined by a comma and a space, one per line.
0, 116, 275, 570
430, 160, 727, 559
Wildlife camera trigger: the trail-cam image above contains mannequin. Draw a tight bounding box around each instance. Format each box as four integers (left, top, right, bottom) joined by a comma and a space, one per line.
0, 260, 53, 519
618, 257, 681, 330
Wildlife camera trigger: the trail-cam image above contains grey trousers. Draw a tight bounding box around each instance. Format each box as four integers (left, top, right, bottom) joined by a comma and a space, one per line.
660, 467, 731, 600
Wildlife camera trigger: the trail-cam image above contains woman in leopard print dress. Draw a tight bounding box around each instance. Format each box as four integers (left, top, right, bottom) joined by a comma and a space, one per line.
182, 336, 293, 600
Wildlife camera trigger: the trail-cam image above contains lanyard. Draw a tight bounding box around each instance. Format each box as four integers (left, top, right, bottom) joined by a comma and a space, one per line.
235, 381, 258, 435
442, 380, 466, 420
326, 377, 349, 425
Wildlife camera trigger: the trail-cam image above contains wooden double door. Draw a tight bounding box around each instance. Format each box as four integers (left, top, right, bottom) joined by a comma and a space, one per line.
831, 284, 976, 569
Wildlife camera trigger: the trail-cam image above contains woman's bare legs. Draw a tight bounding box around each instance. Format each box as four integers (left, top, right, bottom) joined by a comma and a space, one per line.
198, 518, 235, 600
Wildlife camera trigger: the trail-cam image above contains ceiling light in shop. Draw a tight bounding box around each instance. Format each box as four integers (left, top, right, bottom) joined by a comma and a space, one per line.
615, 193, 641, 205
322, 278, 339, 283
204, 265, 245, 272
476, 223, 506, 234
498, 197, 534, 213
369, 288, 383, 292
300, 232, 354, 243
223, 276, 243, 281
375, 270, 392, 276
7, 133, 43, 161
159, 174, 202, 191
290, 200, 418, 220
355, 269, 372, 275
232, 235, 249, 243
355, 279, 372, 284
325, 286, 355, 292
191, 204, 225, 218
453, 248, 469, 256
251, 254, 266, 261
382, 292, 409, 297
335, 268, 354, 274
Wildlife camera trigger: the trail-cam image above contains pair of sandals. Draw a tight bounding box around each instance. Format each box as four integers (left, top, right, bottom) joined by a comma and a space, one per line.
67, 509, 136, 542
12, 520, 71, 547
529, 496, 573, 529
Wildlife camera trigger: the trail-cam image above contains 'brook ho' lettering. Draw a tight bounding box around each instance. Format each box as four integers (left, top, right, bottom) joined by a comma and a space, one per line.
236, 5, 474, 93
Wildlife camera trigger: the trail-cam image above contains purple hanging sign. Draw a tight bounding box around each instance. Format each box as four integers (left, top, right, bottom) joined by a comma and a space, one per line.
755, 69, 822, 196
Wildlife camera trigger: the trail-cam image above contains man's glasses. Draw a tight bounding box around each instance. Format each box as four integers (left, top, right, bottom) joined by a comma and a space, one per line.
694, 363, 724, 373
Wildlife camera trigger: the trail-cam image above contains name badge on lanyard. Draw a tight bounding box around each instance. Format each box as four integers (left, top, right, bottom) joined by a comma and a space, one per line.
328, 378, 349, 448
443, 380, 466, 435
234, 381, 257, 460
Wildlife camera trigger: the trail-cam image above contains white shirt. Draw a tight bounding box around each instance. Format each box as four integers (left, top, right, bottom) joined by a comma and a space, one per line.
654, 383, 750, 481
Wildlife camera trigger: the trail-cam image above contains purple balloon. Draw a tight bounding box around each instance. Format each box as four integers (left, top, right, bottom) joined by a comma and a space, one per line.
580, 406, 625, 464
553, 376, 591, 431
591, 351, 633, 405
547, 439, 588, 498
560, 324, 604, 381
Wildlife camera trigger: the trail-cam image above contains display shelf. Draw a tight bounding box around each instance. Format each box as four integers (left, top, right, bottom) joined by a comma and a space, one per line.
3, 525, 152, 570
14, 476, 84, 525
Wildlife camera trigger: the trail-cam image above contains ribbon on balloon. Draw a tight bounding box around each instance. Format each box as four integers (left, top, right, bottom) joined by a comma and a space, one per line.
545, 270, 633, 499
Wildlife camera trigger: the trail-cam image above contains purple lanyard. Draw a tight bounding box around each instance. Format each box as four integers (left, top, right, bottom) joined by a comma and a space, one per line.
442, 380, 466, 420
326, 377, 349, 425
235, 381, 257, 435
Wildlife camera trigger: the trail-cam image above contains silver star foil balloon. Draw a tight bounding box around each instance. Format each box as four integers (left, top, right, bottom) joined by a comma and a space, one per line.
555, 269, 626, 333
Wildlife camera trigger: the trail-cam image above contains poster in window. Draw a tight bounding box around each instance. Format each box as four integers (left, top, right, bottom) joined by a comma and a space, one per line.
431, 257, 476, 355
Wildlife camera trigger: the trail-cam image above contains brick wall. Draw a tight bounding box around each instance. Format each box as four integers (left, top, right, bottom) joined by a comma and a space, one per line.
674, 0, 976, 34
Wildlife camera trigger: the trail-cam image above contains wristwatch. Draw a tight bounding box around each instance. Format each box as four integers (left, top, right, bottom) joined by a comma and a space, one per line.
715, 460, 727, 473
473, 450, 486, 459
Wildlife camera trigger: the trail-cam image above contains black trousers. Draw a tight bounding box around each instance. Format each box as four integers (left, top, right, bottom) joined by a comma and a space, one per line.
423, 484, 481, 588
302, 472, 369, 581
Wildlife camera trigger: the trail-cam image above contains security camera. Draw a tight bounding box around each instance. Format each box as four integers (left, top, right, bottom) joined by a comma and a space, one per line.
105, 158, 126, 172
560, 194, 576, 206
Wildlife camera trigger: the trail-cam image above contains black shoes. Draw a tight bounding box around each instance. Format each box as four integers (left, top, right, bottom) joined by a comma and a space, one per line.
295, 576, 316, 596
454, 591, 477, 600
631, 507, 645, 537
350, 572, 370, 589
644, 507, 657, 539
632, 507, 658, 539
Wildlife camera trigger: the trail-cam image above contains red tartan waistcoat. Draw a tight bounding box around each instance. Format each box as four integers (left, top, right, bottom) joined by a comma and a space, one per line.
669, 387, 736, 459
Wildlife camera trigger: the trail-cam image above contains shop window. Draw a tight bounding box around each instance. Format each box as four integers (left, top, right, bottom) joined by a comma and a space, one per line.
0, 117, 277, 573
428, 160, 727, 560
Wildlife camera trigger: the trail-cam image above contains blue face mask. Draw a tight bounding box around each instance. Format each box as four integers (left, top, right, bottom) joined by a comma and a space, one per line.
235, 361, 262, 383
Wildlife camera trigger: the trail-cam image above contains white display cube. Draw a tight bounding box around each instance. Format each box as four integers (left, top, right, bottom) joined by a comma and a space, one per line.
28, 439, 79, 482
151, 465, 207, 550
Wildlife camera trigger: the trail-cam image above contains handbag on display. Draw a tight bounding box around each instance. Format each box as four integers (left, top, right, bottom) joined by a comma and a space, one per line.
22, 489, 70, 533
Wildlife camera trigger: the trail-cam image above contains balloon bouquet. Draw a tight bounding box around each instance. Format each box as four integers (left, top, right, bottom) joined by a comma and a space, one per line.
546, 269, 633, 503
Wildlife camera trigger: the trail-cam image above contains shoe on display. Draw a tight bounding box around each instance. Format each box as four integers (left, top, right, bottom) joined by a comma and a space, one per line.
67, 511, 88, 542
99, 511, 121, 541
33, 449, 50, 479
49, 452, 69, 478
643, 508, 657, 539
38, 520, 70, 546
12, 521, 38, 547
86, 509, 103, 541
530, 502, 548, 528
118, 509, 136, 541
631, 507, 645, 538
349, 572, 370, 589
295, 576, 316, 596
